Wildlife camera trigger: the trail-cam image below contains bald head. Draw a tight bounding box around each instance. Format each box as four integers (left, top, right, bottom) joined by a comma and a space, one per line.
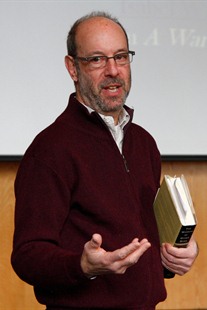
66, 11, 129, 57
74, 16, 128, 59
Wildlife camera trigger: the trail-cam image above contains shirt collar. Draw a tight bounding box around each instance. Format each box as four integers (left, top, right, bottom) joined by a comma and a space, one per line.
80, 101, 130, 128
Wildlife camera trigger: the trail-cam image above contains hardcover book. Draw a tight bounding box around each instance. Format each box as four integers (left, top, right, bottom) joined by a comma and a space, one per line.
153, 175, 197, 278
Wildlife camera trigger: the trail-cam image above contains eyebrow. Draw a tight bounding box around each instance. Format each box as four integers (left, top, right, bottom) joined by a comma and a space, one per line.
85, 49, 128, 56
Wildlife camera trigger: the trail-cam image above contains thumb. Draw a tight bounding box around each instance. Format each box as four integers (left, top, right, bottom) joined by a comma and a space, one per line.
90, 233, 102, 249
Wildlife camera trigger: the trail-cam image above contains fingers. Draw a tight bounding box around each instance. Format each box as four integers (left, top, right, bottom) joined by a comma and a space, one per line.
161, 246, 181, 275
161, 242, 195, 259
113, 238, 150, 261
81, 235, 151, 277
161, 241, 198, 276
107, 238, 151, 274
161, 254, 187, 276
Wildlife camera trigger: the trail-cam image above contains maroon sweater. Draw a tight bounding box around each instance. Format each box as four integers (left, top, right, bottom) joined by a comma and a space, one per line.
11, 93, 166, 309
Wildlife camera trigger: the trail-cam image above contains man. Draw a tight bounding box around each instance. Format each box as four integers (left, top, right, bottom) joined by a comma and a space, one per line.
11, 11, 198, 309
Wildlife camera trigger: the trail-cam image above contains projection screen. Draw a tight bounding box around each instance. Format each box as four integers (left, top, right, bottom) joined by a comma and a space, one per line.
0, 0, 207, 159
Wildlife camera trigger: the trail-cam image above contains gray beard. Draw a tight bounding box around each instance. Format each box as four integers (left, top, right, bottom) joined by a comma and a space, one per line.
78, 76, 130, 114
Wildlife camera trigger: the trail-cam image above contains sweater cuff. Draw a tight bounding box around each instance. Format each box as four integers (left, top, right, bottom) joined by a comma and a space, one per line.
64, 253, 91, 285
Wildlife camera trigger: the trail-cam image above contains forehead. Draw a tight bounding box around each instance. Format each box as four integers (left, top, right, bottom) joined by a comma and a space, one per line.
75, 17, 128, 54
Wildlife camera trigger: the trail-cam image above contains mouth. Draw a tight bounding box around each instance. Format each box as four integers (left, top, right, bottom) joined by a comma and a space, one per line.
103, 84, 121, 93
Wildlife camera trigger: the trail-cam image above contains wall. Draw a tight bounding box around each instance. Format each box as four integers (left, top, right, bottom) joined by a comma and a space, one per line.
0, 161, 206, 309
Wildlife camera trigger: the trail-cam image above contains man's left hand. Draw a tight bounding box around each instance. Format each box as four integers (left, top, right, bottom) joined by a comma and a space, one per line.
160, 236, 198, 276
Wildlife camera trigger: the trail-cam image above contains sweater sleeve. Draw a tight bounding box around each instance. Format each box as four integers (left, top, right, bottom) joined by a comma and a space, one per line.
152, 142, 161, 189
11, 156, 87, 288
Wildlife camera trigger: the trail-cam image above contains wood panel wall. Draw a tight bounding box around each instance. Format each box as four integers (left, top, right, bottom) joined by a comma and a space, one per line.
0, 161, 206, 310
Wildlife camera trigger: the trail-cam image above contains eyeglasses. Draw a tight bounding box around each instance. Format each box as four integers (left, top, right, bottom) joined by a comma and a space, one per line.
73, 51, 135, 69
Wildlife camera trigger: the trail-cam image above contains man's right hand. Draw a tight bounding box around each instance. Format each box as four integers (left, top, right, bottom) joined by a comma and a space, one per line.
80, 233, 151, 278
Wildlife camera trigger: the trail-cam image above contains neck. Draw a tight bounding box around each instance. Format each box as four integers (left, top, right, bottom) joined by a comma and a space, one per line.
75, 93, 123, 125
100, 110, 122, 125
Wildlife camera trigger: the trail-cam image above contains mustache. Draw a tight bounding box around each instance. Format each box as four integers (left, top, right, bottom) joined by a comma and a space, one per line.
99, 78, 125, 88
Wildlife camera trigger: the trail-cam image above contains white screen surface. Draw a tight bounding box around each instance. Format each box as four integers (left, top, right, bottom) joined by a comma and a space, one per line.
0, 0, 207, 157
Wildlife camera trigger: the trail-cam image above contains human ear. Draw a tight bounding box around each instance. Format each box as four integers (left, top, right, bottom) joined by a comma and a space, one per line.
64, 55, 78, 82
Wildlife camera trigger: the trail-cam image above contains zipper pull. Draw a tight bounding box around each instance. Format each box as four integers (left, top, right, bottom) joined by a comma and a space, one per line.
122, 155, 130, 172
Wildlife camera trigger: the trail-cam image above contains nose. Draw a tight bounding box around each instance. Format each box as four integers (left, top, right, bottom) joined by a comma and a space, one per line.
104, 58, 119, 77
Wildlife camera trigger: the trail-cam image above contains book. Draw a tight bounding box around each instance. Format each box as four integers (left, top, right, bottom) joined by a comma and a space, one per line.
153, 175, 197, 278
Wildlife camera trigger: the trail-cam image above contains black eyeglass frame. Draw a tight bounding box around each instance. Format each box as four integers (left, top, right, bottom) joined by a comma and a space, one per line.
71, 51, 135, 67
